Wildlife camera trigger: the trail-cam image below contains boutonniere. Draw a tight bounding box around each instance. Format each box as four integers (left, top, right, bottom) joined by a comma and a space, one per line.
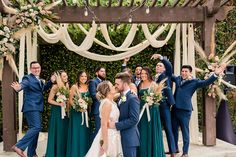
40, 79, 45, 84
121, 95, 126, 103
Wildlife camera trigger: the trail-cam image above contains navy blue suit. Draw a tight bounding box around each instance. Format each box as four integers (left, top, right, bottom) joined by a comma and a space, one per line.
171, 74, 217, 155
115, 91, 140, 157
89, 77, 102, 139
16, 73, 52, 157
156, 58, 176, 153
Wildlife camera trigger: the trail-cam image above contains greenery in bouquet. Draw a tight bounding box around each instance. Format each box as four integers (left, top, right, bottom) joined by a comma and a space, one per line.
72, 92, 92, 112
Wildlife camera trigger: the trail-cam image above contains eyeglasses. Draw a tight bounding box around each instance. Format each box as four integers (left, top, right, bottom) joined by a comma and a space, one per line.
31, 67, 41, 69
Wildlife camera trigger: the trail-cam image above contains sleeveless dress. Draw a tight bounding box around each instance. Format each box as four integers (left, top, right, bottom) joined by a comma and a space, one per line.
45, 104, 69, 157
85, 99, 123, 157
138, 88, 166, 157
66, 91, 90, 157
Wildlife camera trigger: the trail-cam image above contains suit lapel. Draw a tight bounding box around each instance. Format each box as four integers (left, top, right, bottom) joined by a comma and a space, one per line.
30, 73, 43, 90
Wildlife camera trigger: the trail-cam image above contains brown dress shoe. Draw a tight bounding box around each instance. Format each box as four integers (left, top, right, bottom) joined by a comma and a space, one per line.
11, 145, 26, 157
171, 153, 177, 157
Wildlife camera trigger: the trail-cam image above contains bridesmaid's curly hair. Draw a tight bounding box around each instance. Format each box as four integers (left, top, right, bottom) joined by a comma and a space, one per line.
96, 81, 111, 100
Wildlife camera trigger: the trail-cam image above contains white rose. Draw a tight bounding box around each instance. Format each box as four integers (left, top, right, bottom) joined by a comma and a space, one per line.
26, 19, 33, 23
2, 38, 8, 43
27, 5, 32, 8
21, 6, 27, 10
3, 26, 10, 32
30, 13, 36, 17
29, 9, 34, 12
5, 33, 10, 38
0, 30, 4, 35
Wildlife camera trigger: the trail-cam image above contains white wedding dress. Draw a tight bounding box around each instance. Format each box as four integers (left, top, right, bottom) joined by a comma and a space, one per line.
85, 99, 123, 157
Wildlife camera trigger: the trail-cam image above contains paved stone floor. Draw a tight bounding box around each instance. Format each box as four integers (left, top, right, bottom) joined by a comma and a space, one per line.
1, 132, 236, 157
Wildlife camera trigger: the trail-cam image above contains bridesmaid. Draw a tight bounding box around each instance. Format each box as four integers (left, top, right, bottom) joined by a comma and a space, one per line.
66, 70, 90, 157
138, 67, 166, 157
45, 70, 69, 157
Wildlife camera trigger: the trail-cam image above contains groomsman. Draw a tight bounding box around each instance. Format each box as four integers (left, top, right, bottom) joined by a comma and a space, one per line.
89, 66, 106, 139
171, 65, 225, 157
121, 57, 142, 86
151, 54, 176, 157
11, 61, 55, 157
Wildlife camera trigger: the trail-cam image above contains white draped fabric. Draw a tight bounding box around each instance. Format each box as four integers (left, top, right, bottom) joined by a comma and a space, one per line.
187, 24, 199, 144
18, 35, 26, 138
37, 23, 176, 61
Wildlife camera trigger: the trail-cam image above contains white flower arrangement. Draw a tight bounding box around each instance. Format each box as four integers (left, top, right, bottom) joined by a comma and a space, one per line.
0, 25, 17, 58
15, 2, 56, 29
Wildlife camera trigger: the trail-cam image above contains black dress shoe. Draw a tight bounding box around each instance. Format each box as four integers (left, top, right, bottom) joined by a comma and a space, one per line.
165, 150, 179, 154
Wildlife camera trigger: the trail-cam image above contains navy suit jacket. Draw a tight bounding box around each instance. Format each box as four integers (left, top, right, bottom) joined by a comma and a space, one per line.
89, 77, 101, 115
156, 58, 175, 106
20, 73, 52, 113
115, 91, 140, 147
172, 74, 218, 111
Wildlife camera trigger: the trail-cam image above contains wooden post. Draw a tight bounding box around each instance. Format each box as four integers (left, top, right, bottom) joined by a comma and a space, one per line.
2, 58, 17, 151
202, 10, 217, 146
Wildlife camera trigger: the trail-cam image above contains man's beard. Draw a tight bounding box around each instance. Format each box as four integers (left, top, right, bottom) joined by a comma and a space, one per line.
98, 73, 105, 80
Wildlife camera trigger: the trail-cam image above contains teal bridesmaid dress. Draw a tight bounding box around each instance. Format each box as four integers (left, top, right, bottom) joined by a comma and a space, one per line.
45, 105, 69, 157
66, 91, 90, 157
138, 88, 166, 157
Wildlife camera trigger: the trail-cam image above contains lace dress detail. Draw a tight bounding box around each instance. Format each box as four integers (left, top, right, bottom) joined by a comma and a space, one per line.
85, 99, 123, 157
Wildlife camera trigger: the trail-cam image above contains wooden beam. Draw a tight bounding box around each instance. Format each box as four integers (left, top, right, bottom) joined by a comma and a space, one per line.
206, 0, 221, 16
192, 0, 204, 7
160, 0, 168, 7
220, 0, 230, 7
130, 0, 134, 7
108, 0, 112, 7
52, 6, 205, 23
202, 11, 216, 146
151, 0, 157, 7
2, 59, 17, 151
172, 0, 181, 7
118, 0, 123, 7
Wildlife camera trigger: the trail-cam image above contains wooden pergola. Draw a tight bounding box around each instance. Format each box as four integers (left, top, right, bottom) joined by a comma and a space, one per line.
0, 0, 235, 151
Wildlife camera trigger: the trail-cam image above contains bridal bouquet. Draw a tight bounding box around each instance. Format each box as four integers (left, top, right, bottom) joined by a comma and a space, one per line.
73, 92, 92, 127
72, 93, 92, 111
140, 80, 166, 122
56, 87, 69, 119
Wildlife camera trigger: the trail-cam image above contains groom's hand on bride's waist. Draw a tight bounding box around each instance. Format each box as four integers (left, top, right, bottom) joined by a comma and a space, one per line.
108, 121, 116, 129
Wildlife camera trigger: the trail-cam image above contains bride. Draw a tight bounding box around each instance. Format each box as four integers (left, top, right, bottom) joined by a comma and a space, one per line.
86, 81, 123, 157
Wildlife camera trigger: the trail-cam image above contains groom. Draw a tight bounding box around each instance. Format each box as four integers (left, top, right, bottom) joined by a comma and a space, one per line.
109, 72, 140, 157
